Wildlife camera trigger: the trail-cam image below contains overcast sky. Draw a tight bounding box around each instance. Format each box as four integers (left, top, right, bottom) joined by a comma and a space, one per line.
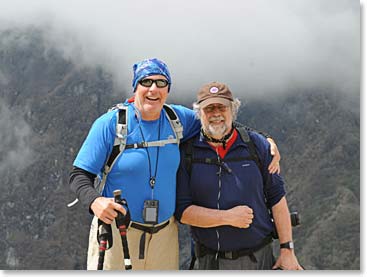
0, 0, 360, 101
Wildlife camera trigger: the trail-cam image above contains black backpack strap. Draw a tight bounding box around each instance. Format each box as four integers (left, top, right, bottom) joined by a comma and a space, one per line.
234, 121, 272, 139
191, 157, 220, 166
183, 127, 263, 177
163, 104, 177, 120
236, 126, 262, 171
183, 137, 195, 175
182, 137, 232, 176
236, 126, 274, 213
106, 108, 127, 168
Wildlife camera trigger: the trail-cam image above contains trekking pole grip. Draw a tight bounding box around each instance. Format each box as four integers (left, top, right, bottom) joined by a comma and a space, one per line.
113, 189, 132, 270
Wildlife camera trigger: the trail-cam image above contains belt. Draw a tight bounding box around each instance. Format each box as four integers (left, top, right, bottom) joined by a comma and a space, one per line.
130, 220, 169, 234
196, 235, 273, 262
130, 220, 170, 259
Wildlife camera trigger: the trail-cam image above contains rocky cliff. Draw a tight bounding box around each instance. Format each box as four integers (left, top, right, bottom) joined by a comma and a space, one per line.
0, 28, 359, 270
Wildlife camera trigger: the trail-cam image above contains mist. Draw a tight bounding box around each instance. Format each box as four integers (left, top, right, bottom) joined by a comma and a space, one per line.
0, 1, 361, 270
0, 102, 33, 175
0, 0, 360, 102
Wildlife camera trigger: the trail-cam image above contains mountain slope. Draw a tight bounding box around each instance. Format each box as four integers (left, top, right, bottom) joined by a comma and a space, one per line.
0, 28, 359, 270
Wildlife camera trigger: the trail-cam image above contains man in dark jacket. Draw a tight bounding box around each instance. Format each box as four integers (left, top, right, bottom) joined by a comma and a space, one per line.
175, 82, 303, 270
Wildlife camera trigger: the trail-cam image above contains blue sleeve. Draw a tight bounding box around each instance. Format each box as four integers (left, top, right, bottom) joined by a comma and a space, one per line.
249, 132, 286, 207
73, 111, 117, 175
170, 104, 201, 142
175, 144, 193, 222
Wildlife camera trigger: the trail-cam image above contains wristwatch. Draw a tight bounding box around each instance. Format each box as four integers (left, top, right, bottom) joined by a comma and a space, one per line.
280, 241, 294, 249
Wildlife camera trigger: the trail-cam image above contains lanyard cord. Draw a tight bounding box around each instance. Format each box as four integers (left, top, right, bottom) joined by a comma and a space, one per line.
138, 115, 161, 198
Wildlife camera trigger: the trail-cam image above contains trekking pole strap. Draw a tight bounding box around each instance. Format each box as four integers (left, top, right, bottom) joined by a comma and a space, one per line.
97, 221, 113, 270
189, 256, 197, 270
113, 190, 132, 270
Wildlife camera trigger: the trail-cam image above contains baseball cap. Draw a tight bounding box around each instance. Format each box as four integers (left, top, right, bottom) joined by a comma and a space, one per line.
197, 82, 234, 108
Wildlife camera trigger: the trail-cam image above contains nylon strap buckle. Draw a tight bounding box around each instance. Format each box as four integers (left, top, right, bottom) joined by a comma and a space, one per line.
224, 251, 238, 260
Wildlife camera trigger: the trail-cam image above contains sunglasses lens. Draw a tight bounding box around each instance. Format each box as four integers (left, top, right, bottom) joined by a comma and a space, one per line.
139, 78, 169, 88
155, 79, 169, 88
139, 79, 154, 87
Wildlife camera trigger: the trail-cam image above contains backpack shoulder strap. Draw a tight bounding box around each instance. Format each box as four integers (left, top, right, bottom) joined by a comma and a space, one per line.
163, 104, 183, 143
98, 104, 184, 193
96, 104, 128, 194
121, 104, 183, 150
106, 103, 128, 166
183, 126, 263, 177
236, 126, 262, 171
183, 136, 195, 175
237, 125, 274, 212
67, 104, 129, 207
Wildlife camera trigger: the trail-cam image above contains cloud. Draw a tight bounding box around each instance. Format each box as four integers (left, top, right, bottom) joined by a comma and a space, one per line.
0, 69, 9, 85
0, 101, 33, 174
0, 0, 360, 100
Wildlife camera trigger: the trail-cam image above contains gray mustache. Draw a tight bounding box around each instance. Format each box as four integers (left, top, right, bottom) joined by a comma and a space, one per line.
209, 116, 225, 123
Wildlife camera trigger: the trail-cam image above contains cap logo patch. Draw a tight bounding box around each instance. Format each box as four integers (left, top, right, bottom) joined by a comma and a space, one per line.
209, 86, 219, 93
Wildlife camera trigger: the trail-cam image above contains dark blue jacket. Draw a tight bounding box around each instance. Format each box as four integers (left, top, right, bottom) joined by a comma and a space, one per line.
175, 130, 286, 251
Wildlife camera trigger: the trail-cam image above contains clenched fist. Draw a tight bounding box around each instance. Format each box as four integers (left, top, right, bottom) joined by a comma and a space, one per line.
225, 205, 254, 228
91, 197, 126, 224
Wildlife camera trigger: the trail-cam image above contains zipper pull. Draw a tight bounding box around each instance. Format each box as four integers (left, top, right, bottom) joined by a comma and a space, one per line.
221, 162, 232, 173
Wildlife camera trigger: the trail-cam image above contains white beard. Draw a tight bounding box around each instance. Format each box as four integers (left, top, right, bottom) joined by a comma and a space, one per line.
207, 123, 227, 137
205, 116, 228, 138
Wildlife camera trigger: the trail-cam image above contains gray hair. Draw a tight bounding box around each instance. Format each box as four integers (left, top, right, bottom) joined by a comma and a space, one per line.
193, 98, 241, 120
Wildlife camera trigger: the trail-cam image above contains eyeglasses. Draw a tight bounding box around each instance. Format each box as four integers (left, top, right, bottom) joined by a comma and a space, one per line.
138, 78, 169, 88
203, 104, 229, 113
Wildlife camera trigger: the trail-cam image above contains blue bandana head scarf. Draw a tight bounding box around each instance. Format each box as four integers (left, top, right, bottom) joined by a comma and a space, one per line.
132, 58, 171, 92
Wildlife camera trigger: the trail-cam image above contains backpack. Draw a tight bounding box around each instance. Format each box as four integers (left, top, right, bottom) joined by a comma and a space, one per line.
67, 103, 183, 207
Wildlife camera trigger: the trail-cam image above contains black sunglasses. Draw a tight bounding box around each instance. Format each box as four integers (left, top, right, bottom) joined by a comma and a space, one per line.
139, 78, 169, 88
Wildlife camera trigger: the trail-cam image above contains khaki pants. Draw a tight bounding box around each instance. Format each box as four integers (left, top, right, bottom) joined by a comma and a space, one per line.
87, 216, 179, 270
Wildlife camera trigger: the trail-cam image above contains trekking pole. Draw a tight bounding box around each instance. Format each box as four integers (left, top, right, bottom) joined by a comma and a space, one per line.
97, 220, 112, 270
113, 189, 132, 270
189, 238, 197, 270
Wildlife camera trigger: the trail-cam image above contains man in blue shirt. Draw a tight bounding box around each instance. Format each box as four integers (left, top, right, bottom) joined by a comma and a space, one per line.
70, 58, 204, 270
175, 82, 303, 270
